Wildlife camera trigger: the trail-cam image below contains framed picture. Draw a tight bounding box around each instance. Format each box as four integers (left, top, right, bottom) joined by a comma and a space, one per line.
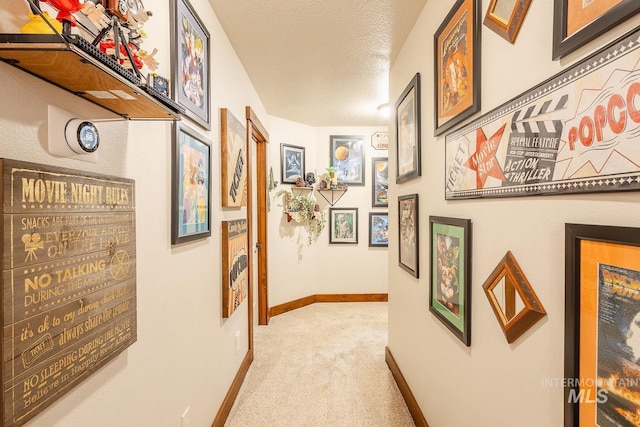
565, 223, 640, 426
434, 0, 481, 136
280, 144, 305, 185
171, 122, 211, 244
483, 0, 532, 43
395, 73, 421, 184
330, 135, 365, 185
222, 219, 248, 318
552, 0, 640, 60
369, 212, 389, 248
398, 194, 418, 277
429, 216, 472, 346
221, 108, 247, 207
372, 157, 388, 207
171, 0, 211, 129
329, 208, 358, 244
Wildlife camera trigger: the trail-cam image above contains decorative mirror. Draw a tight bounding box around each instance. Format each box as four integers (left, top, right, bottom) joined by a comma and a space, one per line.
482, 251, 546, 343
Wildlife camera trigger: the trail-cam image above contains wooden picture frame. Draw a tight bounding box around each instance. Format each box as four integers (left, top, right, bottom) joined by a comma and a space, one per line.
171, 0, 211, 129
171, 122, 211, 244
221, 219, 248, 318
369, 212, 389, 248
221, 108, 247, 207
553, 0, 640, 60
395, 73, 421, 184
398, 194, 419, 277
434, 0, 481, 136
329, 208, 358, 244
564, 223, 640, 426
429, 216, 472, 346
280, 144, 305, 185
482, 251, 546, 344
483, 0, 532, 43
330, 135, 365, 185
371, 157, 388, 207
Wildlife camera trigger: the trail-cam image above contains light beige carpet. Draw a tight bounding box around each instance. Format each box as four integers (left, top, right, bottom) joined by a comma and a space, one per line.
225, 302, 415, 427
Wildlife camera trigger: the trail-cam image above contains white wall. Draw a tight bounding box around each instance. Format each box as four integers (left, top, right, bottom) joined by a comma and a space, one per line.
267, 117, 389, 306
0, 1, 267, 426
388, 1, 640, 426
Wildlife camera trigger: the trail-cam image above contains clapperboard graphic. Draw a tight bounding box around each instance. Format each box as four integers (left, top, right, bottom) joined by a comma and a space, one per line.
502, 94, 568, 187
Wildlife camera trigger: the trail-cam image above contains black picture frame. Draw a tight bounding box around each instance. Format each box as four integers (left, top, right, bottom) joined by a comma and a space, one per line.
398, 194, 419, 277
434, 0, 481, 136
429, 216, 472, 346
170, 0, 211, 130
371, 157, 388, 207
564, 223, 640, 426
280, 144, 305, 185
329, 208, 358, 244
368, 212, 389, 248
552, 0, 640, 60
395, 73, 421, 184
171, 122, 212, 244
330, 135, 365, 185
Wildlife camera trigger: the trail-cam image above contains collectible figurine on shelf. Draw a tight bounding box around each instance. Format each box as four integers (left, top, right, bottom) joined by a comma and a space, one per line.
41, 0, 83, 28
20, 10, 62, 34
305, 172, 316, 188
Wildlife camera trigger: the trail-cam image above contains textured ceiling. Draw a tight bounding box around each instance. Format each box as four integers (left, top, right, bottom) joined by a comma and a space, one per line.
208, 0, 427, 127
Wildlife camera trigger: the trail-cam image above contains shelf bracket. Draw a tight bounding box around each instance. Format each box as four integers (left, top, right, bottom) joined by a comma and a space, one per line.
317, 189, 347, 206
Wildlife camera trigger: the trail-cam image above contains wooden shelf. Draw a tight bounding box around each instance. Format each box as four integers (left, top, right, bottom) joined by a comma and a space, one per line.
317, 188, 347, 206
0, 34, 184, 120
290, 186, 313, 197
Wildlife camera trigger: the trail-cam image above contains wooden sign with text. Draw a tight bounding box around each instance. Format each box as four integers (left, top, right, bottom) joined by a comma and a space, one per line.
220, 109, 247, 207
221, 219, 247, 318
0, 159, 137, 427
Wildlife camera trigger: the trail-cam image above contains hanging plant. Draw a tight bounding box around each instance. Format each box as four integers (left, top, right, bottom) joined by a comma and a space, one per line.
275, 189, 326, 245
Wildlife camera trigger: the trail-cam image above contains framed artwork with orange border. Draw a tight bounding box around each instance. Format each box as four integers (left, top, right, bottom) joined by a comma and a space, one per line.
553, 0, 640, 60
433, 0, 481, 136
565, 223, 640, 426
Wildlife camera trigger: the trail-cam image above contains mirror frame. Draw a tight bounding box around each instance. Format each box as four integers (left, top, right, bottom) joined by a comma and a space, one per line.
482, 251, 546, 343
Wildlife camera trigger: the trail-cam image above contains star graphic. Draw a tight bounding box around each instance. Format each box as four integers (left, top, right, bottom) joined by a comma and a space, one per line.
464, 124, 506, 189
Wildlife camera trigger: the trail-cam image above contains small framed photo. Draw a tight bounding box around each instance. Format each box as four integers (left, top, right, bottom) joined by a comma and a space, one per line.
330, 135, 365, 185
371, 157, 388, 207
369, 212, 389, 248
483, 0, 532, 43
221, 108, 247, 207
280, 144, 305, 185
329, 208, 358, 244
553, 0, 640, 60
171, 0, 211, 129
565, 223, 640, 426
398, 194, 418, 277
429, 216, 472, 346
171, 122, 211, 244
395, 73, 421, 184
434, 0, 481, 136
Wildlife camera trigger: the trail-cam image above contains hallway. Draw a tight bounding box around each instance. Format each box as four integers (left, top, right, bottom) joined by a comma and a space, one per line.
225, 303, 415, 426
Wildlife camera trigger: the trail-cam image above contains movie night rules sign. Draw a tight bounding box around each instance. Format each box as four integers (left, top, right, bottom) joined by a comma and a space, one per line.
445, 28, 640, 199
1, 160, 137, 427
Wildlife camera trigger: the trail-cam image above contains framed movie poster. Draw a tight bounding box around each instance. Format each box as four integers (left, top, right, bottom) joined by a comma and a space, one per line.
395, 73, 421, 184
220, 108, 247, 207
330, 135, 365, 185
329, 208, 358, 244
222, 219, 248, 318
434, 0, 481, 136
372, 157, 389, 207
398, 194, 418, 277
171, 122, 211, 244
369, 212, 389, 248
171, 0, 211, 129
552, 0, 640, 60
280, 144, 305, 185
429, 216, 472, 346
565, 223, 640, 426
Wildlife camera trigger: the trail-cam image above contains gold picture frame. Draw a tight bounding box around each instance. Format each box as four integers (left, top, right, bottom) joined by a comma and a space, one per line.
483, 0, 532, 43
